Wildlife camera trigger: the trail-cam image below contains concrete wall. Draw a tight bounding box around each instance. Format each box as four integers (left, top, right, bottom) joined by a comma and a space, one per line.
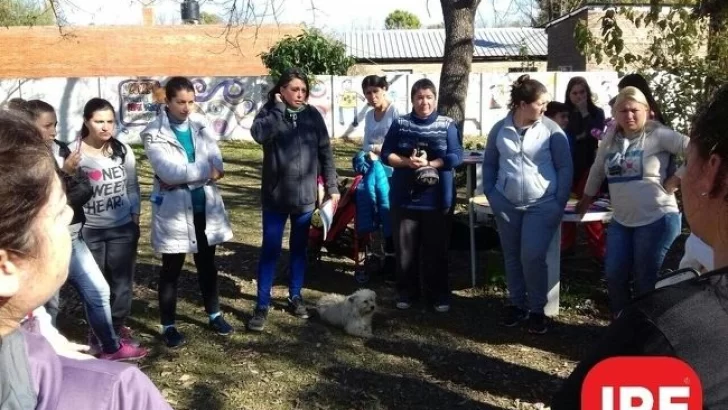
0, 71, 619, 143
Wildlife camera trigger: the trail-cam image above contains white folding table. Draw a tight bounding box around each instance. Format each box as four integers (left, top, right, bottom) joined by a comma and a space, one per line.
468, 189, 612, 316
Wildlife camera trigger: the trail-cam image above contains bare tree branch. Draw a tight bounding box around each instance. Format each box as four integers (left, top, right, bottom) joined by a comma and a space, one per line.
492, 0, 535, 28
308, 0, 316, 26
47, 0, 69, 36
42, 0, 316, 54
196, 0, 320, 58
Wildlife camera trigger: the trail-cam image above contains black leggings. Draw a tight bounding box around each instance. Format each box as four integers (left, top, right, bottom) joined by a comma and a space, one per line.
158, 213, 220, 326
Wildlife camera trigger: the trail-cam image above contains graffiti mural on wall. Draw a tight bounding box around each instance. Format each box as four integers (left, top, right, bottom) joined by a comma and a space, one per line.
119, 79, 165, 126
336, 78, 365, 127
118, 77, 270, 140
2, 72, 624, 143
306, 76, 334, 134
191, 78, 262, 139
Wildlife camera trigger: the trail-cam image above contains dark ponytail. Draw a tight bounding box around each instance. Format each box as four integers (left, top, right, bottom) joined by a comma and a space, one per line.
509, 74, 547, 111
81, 98, 127, 163
361, 75, 389, 92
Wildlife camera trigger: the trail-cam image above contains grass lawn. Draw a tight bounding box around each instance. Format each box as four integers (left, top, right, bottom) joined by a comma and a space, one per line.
57, 141, 686, 410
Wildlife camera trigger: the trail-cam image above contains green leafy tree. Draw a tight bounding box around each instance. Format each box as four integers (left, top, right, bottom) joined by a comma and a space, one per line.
0, 0, 55, 27
260, 28, 355, 79
574, 0, 728, 133
384, 9, 421, 29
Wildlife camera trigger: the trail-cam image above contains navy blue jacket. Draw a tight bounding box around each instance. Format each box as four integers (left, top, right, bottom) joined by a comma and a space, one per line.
566, 106, 605, 183
381, 111, 463, 211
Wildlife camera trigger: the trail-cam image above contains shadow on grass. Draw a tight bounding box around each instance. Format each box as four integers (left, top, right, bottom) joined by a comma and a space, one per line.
297, 366, 507, 410
365, 336, 558, 407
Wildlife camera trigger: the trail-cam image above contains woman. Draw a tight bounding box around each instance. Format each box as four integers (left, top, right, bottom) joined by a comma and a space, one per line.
70, 99, 147, 357
0, 110, 171, 409
552, 84, 728, 410
617, 73, 681, 192
249, 68, 339, 331
360, 74, 398, 281
380, 78, 463, 314
19, 99, 83, 326
576, 86, 688, 316
362, 75, 399, 161
20, 99, 146, 361
618, 73, 667, 124
482, 74, 573, 335
141, 76, 234, 347
561, 77, 607, 260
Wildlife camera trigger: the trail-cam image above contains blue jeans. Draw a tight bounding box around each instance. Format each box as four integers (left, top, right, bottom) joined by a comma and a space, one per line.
604, 213, 682, 314
67, 224, 119, 353
489, 190, 564, 315
256, 210, 313, 309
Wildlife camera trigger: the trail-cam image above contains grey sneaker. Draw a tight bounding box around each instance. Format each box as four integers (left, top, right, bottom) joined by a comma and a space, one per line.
288, 296, 309, 319
247, 308, 268, 332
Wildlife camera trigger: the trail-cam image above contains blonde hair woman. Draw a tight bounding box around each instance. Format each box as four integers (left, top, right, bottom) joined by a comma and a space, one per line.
576, 86, 689, 316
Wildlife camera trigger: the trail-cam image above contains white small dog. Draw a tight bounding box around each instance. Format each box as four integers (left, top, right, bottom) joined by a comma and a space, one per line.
315, 289, 377, 338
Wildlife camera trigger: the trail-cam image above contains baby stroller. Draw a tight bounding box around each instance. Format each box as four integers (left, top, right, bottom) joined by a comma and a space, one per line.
308, 175, 380, 283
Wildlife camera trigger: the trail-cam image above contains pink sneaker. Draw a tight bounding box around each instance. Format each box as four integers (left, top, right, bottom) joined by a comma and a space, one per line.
118, 326, 141, 347
98, 342, 149, 362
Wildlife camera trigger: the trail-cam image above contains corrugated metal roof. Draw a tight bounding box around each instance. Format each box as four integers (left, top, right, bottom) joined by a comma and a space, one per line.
341, 28, 547, 61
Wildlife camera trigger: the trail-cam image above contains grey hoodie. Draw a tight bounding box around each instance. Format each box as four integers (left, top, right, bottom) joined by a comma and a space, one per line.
483, 114, 573, 208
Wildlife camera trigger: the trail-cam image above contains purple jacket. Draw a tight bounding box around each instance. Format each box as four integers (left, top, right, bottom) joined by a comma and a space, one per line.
1, 329, 172, 410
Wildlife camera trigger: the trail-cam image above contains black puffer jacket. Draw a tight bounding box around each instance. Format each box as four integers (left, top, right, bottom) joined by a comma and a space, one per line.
53, 140, 93, 225
251, 102, 337, 214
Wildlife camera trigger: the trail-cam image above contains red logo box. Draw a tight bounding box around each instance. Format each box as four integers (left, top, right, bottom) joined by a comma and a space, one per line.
582, 357, 702, 409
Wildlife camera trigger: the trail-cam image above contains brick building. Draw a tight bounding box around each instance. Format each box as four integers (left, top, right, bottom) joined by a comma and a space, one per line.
544, 2, 697, 71
0, 23, 302, 78
0, 7, 548, 79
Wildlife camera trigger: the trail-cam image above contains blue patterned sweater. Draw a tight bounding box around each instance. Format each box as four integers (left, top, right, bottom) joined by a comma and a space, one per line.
381, 111, 463, 210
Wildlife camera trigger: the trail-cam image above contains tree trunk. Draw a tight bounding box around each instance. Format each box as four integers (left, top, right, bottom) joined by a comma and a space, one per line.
438, 0, 481, 140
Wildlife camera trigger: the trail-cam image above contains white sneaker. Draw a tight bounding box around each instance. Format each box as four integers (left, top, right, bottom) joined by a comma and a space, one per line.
396, 301, 411, 310
434, 304, 450, 313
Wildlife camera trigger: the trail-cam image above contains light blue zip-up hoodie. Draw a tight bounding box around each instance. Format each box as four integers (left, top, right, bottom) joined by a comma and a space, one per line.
482, 113, 573, 207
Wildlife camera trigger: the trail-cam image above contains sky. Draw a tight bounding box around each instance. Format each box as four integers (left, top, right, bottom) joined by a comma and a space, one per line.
53, 0, 530, 31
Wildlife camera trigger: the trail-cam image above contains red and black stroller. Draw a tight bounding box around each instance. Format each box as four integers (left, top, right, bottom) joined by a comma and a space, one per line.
308, 175, 380, 283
